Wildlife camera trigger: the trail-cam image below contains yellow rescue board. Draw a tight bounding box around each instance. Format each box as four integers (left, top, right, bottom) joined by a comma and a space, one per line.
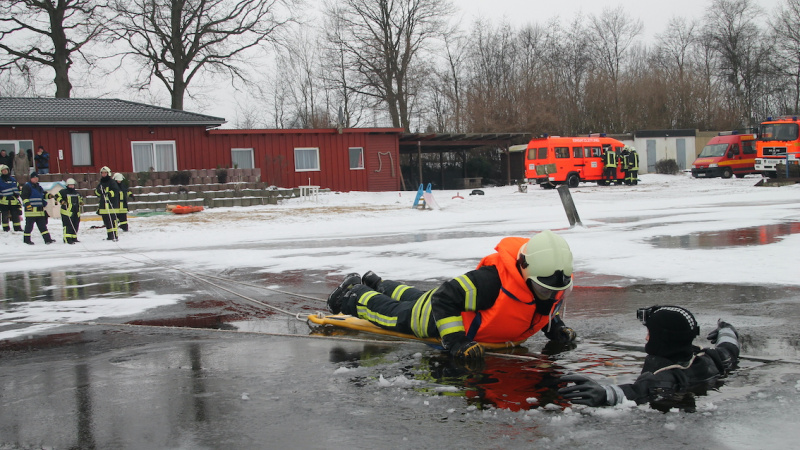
307, 313, 523, 349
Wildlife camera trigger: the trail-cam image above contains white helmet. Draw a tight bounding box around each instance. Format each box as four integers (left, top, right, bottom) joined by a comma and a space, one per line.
517, 230, 574, 299
100, 166, 111, 175
66, 178, 77, 186
112, 172, 124, 182
0, 164, 8, 173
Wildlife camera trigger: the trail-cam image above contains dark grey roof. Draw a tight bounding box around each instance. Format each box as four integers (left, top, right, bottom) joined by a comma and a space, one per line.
634, 129, 697, 138
0, 97, 225, 127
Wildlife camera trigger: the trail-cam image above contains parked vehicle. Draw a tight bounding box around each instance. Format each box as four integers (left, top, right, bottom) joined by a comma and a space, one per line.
691, 131, 757, 179
756, 116, 800, 178
524, 135, 625, 188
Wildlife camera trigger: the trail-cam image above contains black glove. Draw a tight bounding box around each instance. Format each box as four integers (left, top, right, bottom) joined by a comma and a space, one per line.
449, 339, 484, 360
555, 326, 577, 343
558, 374, 611, 406
707, 319, 739, 344
544, 322, 577, 343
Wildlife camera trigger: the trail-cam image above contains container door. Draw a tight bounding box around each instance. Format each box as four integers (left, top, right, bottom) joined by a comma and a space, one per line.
647, 140, 656, 173
676, 139, 686, 170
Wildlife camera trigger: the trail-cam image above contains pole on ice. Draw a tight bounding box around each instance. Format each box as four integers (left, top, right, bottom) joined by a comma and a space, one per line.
556, 184, 583, 228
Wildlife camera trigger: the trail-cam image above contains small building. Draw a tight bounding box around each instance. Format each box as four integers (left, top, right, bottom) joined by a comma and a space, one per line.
629, 129, 718, 173
0, 97, 404, 192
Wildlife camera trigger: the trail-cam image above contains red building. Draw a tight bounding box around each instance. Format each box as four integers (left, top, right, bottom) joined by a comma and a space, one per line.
0, 98, 404, 192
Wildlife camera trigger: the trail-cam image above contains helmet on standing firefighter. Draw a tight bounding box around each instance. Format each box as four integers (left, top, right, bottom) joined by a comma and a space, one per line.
100, 166, 111, 176
66, 178, 77, 187
112, 173, 124, 182
0, 164, 8, 174
517, 230, 574, 316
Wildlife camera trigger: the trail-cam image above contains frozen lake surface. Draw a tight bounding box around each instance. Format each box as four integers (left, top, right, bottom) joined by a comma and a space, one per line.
1, 174, 799, 448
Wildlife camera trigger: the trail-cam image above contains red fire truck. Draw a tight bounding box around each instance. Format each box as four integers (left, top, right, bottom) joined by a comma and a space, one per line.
756, 116, 800, 178
524, 135, 626, 188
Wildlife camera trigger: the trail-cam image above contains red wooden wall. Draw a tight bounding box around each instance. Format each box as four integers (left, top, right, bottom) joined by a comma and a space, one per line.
0, 125, 403, 192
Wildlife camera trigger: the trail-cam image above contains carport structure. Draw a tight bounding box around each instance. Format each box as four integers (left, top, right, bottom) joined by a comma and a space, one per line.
399, 132, 531, 189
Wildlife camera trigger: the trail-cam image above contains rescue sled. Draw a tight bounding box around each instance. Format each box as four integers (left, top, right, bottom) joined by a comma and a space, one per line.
307, 313, 523, 349
168, 205, 204, 214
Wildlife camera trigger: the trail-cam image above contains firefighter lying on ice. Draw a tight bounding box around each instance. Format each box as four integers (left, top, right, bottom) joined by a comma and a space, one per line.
326, 230, 577, 361
558, 305, 740, 407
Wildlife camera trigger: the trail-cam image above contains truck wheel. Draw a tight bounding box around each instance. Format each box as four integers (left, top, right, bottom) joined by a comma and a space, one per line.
567, 174, 580, 188
721, 168, 733, 179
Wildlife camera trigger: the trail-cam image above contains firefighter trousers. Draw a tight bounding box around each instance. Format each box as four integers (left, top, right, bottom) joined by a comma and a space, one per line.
0, 205, 22, 231
61, 214, 80, 243
24, 216, 52, 243
341, 280, 439, 339
101, 213, 118, 240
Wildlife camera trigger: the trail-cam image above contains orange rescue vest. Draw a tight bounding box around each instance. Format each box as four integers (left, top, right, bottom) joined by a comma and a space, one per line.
461, 237, 550, 343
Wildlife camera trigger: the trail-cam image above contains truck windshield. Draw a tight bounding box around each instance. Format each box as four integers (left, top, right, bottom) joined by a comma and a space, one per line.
760, 123, 799, 141
698, 143, 729, 157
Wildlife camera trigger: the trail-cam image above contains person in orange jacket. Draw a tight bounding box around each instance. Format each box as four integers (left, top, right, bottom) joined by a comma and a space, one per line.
327, 230, 577, 362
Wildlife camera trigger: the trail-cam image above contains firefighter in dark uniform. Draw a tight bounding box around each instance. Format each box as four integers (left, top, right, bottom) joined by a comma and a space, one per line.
628, 146, 640, 185
602, 146, 618, 185
0, 164, 23, 232
112, 172, 132, 232
55, 178, 83, 244
327, 230, 578, 361
559, 305, 739, 409
21, 172, 55, 245
620, 146, 632, 185
95, 166, 120, 241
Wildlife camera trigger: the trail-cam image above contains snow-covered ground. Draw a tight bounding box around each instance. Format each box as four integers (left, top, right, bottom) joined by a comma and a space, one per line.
1, 172, 798, 341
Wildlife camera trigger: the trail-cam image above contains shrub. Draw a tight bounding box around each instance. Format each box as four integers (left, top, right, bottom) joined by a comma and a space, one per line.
137, 171, 151, 186
655, 159, 680, 175
169, 170, 192, 185
216, 168, 228, 183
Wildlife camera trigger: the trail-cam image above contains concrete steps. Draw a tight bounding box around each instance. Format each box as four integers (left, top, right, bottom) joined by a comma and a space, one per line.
77, 184, 312, 213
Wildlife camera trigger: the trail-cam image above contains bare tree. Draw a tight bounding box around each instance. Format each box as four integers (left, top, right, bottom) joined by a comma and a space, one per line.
547, 16, 594, 134
588, 6, 643, 130
770, 0, 800, 114
324, 0, 454, 130
704, 0, 769, 125
0, 0, 107, 97
109, 0, 295, 110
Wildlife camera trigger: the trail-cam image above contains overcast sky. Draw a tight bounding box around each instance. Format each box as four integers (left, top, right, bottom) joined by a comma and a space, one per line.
454, 0, 782, 41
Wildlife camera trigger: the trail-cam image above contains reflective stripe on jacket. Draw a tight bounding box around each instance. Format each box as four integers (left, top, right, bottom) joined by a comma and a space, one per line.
604, 150, 617, 168
55, 188, 83, 217
22, 182, 46, 217
460, 237, 550, 343
0, 175, 20, 206
95, 179, 120, 214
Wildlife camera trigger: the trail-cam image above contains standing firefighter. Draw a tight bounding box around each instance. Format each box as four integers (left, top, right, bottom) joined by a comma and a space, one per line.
0, 164, 22, 232
21, 172, 55, 245
95, 166, 120, 241
113, 173, 132, 232
620, 147, 632, 185
55, 178, 83, 244
603, 146, 618, 185
627, 147, 639, 185
327, 230, 578, 363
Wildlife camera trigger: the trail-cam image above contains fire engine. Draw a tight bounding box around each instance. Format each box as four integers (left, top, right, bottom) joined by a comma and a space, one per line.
756, 116, 800, 178
524, 135, 626, 188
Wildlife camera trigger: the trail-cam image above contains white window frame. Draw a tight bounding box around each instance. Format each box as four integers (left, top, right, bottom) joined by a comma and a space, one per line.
131, 140, 177, 172
70, 132, 92, 166
0, 140, 19, 154
349, 147, 365, 170
294, 147, 320, 172
231, 148, 254, 169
